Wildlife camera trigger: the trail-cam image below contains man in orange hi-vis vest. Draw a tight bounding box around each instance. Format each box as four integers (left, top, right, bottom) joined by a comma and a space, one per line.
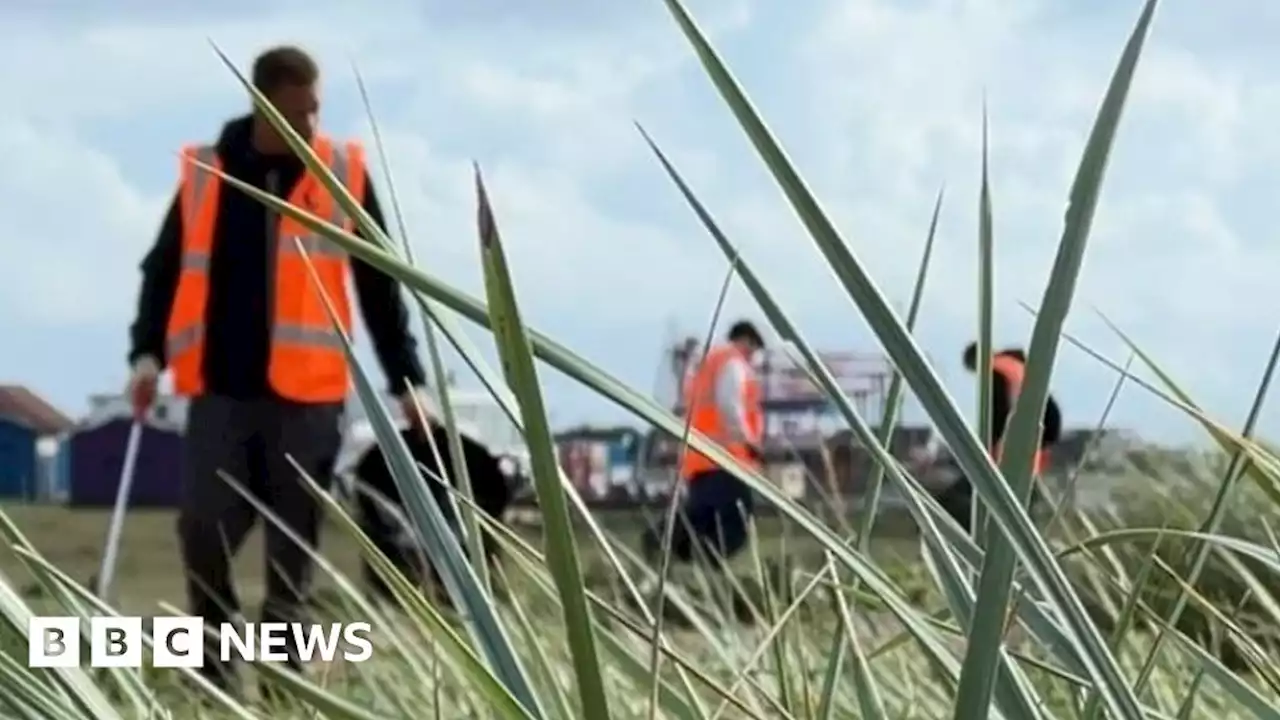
124, 46, 427, 695
933, 343, 1063, 533
642, 321, 766, 573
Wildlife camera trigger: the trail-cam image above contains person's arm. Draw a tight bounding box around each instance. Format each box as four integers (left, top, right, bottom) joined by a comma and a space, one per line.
349, 171, 427, 394
713, 358, 761, 446
128, 192, 183, 368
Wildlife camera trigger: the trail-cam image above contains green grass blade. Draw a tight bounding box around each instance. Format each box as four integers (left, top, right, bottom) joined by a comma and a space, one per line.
0, 583, 123, 718
639, 117, 1061, 720
844, 186, 941, 717
1082, 526, 1168, 720
814, 585, 848, 720
499, 570, 577, 720
485, 522, 753, 718
645, 262, 741, 720
295, 470, 536, 717
975, 104, 995, 544
952, 1, 1158, 715
829, 558, 888, 719
1042, 352, 1134, 535
474, 168, 612, 720
859, 185, 943, 545
657, 0, 1156, 714
351, 65, 493, 595
293, 239, 545, 717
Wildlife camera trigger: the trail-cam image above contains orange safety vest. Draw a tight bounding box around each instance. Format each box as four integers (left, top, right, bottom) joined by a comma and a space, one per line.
679, 344, 764, 480
990, 353, 1050, 475
165, 136, 367, 403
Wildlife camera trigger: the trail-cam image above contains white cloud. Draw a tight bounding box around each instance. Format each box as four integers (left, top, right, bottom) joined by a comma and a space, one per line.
1, 0, 1276, 443
0, 119, 162, 326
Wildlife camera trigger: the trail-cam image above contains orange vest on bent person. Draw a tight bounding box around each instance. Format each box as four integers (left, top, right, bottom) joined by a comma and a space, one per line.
165, 136, 367, 403
679, 344, 764, 480
990, 353, 1050, 475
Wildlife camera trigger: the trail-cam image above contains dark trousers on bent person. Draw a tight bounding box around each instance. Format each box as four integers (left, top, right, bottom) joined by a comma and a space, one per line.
935, 478, 976, 534
642, 469, 755, 569
354, 449, 459, 601
177, 394, 342, 686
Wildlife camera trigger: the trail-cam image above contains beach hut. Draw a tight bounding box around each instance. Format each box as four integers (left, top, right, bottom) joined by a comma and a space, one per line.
0, 385, 74, 502
67, 397, 186, 508
0, 416, 36, 500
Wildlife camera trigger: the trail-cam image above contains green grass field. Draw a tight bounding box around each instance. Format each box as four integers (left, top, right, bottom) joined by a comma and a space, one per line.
0, 503, 924, 616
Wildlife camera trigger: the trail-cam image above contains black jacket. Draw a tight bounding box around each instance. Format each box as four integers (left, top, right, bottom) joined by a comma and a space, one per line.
128, 115, 425, 399
988, 350, 1061, 448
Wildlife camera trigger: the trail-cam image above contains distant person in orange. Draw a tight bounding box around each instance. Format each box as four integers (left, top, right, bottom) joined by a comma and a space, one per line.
934, 343, 1062, 533
642, 321, 765, 571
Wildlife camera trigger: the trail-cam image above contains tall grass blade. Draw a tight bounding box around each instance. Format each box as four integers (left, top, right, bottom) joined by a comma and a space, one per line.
830, 558, 888, 719
952, 2, 1158, 715
1082, 526, 1168, 720
473, 168, 612, 720
292, 466, 536, 718
975, 104, 995, 544
290, 237, 544, 717
656, 0, 1159, 715
486, 519, 753, 718
644, 256, 739, 720
351, 66, 492, 594
858, 186, 943, 544
636, 127, 1052, 719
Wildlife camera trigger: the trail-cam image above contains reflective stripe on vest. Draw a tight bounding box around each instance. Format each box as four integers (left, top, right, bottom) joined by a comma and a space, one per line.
165, 137, 366, 402
679, 344, 763, 480
990, 353, 1049, 475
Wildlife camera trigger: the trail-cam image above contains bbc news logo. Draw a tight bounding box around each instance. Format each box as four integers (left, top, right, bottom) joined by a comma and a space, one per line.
27, 616, 374, 668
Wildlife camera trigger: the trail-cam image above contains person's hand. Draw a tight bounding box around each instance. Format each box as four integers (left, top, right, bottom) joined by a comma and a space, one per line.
127, 356, 160, 420
399, 386, 434, 434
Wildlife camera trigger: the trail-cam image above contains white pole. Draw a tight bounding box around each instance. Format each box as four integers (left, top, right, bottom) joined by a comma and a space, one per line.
96, 421, 143, 599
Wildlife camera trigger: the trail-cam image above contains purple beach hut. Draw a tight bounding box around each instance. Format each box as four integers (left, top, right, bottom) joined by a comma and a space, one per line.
68, 417, 184, 508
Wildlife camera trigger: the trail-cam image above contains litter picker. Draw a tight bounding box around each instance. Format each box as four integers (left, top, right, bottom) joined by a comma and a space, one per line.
95, 419, 143, 600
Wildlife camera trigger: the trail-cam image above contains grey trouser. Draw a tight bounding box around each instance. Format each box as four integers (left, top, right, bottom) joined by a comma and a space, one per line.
177, 394, 342, 673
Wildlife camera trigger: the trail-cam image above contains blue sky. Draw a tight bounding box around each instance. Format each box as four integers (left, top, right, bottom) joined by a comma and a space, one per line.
2, 0, 1277, 444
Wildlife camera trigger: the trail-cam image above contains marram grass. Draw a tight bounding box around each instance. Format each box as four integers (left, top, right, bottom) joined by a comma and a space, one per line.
5, 0, 1280, 717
